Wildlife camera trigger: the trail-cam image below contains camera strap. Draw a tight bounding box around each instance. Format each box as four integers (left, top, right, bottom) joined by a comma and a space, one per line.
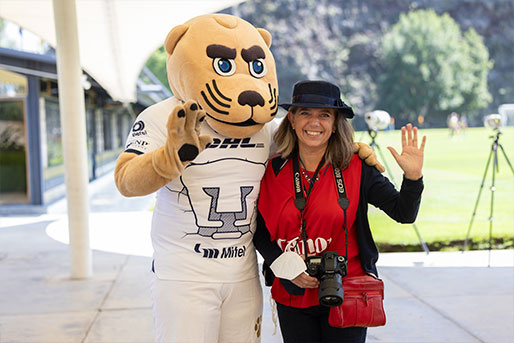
333, 165, 349, 261
291, 152, 349, 260
292, 151, 325, 211
292, 151, 325, 260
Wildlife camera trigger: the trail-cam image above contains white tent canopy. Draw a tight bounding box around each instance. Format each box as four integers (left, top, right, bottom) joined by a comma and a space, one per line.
0, 0, 244, 279
0, 0, 243, 103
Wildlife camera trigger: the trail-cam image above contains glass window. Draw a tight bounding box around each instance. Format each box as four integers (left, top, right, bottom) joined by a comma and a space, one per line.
103, 110, 112, 150
44, 97, 63, 167
0, 99, 29, 204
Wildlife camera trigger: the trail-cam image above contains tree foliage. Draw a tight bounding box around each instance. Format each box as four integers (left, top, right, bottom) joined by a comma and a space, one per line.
145, 46, 171, 92
377, 9, 493, 126
144, 1, 509, 128
227, 0, 354, 105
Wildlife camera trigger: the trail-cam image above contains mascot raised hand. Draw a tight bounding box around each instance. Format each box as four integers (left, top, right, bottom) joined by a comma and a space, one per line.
114, 13, 383, 343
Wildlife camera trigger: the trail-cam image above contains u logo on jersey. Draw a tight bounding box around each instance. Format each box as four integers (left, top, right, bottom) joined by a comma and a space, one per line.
197, 186, 254, 239
180, 158, 265, 240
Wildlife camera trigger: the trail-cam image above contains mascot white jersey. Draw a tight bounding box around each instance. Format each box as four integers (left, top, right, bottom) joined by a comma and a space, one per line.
124, 97, 278, 283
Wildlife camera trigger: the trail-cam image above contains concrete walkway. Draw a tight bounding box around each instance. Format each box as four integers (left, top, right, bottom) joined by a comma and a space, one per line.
0, 171, 513, 343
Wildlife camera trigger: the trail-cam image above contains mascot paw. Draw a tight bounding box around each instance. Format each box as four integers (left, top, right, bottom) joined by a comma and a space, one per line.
167, 100, 213, 162
353, 142, 386, 173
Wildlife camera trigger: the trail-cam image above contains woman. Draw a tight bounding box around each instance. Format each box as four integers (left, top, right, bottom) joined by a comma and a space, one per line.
254, 80, 426, 343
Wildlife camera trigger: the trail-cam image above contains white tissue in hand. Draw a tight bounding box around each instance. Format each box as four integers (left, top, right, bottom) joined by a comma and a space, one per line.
270, 251, 306, 280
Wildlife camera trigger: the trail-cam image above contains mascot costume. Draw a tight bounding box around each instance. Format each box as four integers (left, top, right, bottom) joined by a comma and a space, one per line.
115, 14, 383, 343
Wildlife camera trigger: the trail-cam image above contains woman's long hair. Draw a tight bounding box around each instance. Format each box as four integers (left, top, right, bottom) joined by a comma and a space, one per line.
274, 107, 355, 169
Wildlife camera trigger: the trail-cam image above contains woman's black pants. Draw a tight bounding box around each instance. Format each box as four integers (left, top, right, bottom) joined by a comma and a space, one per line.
276, 302, 367, 343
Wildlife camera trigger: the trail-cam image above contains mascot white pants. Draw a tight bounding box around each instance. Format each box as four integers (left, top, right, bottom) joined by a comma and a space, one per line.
151, 277, 262, 342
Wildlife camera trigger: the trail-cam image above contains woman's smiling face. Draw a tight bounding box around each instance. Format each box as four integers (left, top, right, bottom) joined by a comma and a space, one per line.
288, 107, 336, 154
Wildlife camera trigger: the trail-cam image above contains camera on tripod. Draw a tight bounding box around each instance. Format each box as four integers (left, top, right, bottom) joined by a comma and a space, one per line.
364, 110, 391, 131
463, 109, 514, 259
305, 251, 347, 307
483, 114, 502, 130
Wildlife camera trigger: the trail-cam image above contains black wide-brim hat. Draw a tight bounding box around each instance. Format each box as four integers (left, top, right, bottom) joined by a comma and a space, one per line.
279, 80, 354, 119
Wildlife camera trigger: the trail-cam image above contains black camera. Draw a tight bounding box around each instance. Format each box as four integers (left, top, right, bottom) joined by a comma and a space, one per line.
305, 251, 347, 307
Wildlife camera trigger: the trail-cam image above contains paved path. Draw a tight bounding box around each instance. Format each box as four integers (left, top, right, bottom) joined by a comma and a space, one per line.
0, 171, 513, 342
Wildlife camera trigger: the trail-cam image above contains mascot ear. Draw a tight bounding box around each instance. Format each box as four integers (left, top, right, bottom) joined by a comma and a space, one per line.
164, 24, 189, 55
257, 28, 272, 48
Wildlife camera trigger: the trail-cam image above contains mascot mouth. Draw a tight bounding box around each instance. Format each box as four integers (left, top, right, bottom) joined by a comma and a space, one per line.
206, 108, 277, 126
206, 112, 260, 127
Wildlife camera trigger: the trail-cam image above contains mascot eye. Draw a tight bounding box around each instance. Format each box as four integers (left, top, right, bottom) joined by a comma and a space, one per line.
249, 59, 267, 78
213, 58, 236, 76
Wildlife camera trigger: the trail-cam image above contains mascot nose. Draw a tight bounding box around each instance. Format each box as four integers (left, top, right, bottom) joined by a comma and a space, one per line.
238, 91, 265, 108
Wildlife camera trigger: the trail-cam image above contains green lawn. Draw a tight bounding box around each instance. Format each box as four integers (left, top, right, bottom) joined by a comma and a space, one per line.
355, 126, 514, 251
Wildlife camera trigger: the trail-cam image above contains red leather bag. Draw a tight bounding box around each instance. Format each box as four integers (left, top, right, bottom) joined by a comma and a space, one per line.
328, 275, 386, 328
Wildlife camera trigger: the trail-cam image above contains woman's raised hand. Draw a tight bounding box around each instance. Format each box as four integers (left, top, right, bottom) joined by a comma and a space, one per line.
387, 123, 426, 180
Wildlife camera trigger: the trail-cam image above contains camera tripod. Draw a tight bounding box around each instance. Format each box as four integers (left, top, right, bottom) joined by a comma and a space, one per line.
462, 129, 514, 265
368, 129, 430, 254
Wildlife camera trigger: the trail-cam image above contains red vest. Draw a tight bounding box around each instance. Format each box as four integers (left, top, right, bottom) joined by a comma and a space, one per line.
258, 154, 364, 308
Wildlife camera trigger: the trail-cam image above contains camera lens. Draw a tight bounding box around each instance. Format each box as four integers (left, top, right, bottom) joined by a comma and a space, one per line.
318, 273, 343, 307
320, 295, 342, 307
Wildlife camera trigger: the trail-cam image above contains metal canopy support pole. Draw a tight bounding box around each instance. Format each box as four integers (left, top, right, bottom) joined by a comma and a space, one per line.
52, 0, 92, 278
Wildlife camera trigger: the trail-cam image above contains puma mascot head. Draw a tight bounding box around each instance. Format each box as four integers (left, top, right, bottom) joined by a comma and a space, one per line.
114, 14, 384, 198
164, 14, 278, 138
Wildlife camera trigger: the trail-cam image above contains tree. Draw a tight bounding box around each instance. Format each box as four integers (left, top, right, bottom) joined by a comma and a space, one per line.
228, 0, 351, 104
377, 9, 493, 127
145, 46, 171, 92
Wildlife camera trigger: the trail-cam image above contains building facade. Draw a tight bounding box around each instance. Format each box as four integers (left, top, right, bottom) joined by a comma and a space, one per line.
0, 47, 169, 211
